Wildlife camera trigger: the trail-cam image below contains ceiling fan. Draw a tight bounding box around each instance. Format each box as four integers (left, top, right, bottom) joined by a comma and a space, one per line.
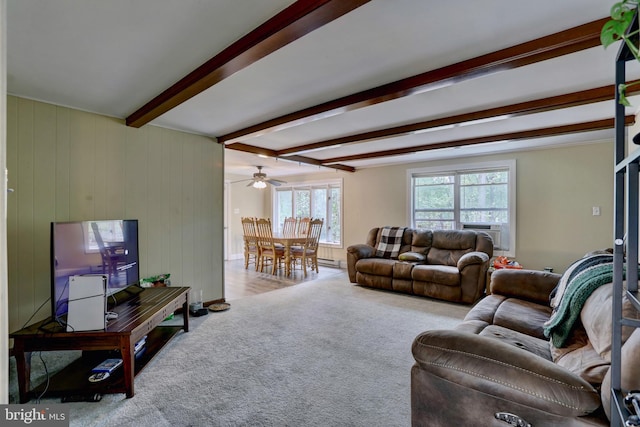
235, 166, 287, 188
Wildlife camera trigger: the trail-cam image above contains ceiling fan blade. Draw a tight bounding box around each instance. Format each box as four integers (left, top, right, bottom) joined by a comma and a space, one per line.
266, 179, 283, 186
246, 181, 254, 187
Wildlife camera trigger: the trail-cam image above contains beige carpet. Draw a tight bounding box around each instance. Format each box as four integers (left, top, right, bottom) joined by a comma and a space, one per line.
9, 271, 470, 426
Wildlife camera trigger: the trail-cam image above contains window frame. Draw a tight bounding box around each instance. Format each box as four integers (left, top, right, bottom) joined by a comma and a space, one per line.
271, 178, 343, 248
84, 220, 124, 253
407, 160, 516, 257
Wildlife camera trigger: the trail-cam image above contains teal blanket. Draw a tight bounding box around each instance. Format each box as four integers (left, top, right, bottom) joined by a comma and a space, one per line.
543, 254, 616, 348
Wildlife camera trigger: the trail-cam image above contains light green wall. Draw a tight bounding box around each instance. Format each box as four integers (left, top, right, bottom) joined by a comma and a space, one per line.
254, 141, 614, 273
7, 96, 224, 334
226, 173, 269, 258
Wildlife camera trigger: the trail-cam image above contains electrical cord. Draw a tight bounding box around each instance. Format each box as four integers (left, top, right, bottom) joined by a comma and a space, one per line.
53, 278, 71, 323
21, 297, 51, 330
34, 352, 50, 404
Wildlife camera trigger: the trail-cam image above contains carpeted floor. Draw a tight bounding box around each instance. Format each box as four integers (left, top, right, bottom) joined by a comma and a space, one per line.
9, 271, 470, 427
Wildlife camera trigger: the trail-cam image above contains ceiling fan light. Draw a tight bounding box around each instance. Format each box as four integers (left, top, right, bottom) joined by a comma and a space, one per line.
253, 180, 267, 189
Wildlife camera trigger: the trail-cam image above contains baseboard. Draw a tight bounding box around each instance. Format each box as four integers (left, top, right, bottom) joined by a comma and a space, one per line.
317, 258, 342, 268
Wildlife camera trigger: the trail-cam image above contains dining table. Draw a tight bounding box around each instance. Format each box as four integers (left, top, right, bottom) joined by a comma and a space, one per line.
271, 232, 308, 276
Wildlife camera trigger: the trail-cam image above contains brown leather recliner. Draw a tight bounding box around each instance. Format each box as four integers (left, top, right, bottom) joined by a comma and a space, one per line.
411, 267, 640, 426
347, 227, 493, 304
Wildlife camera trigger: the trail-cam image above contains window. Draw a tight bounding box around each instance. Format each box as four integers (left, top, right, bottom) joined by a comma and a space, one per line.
273, 179, 342, 246
84, 220, 124, 253
409, 160, 515, 255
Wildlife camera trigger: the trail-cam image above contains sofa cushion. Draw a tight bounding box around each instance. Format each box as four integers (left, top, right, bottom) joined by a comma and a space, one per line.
493, 298, 552, 340
457, 294, 553, 342
393, 261, 415, 280
355, 258, 396, 276
398, 251, 426, 262
355, 272, 392, 290
479, 325, 552, 361
549, 326, 589, 364
552, 340, 609, 385
412, 265, 459, 287
580, 282, 639, 361
426, 230, 477, 266
410, 229, 432, 253
456, 294, 507, 333
549, 325, 609, 386
374, 226, 406, 259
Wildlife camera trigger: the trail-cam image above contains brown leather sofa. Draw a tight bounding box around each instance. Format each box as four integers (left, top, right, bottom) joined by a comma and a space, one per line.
411, 267, 640, 426
347, 227, 493, 304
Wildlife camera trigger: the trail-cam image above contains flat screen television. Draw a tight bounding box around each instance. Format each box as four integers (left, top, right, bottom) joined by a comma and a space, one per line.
51, 219, 140, 318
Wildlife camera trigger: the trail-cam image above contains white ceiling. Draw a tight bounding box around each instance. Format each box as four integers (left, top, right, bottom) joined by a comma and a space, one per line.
7, 0, 639, 180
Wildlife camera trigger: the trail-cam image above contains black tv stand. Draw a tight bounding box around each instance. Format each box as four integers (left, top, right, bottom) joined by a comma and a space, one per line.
10, 286, 189, 403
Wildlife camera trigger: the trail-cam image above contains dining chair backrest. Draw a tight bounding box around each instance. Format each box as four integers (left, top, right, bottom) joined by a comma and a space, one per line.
255, 218, 276, 248
241, 217, 257, 238
241, 217, 259, 270
306, 218, 323, 250
282, 217, 297, 237
297, 217, 311, 236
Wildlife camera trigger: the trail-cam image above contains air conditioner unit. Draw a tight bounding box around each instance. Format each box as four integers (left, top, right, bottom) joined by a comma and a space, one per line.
461, 223, 502, 249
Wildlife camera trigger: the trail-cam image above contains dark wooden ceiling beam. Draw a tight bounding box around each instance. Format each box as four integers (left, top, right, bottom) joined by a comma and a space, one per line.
225, 143, 355, 172
126, 0, 372, 128
229, 83, 639, 166
218, 17, 610, 144
279, 84, 640, 155
319, 116, 635, 164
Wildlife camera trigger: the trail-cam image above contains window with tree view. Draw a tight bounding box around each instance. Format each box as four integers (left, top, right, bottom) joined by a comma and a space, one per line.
274, 180, 342, 246
410, 161, 515, 254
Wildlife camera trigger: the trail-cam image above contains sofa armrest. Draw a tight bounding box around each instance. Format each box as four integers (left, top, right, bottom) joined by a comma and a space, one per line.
347, 244, 376, 259
457, 251, 489, 270
412, 329, 601, 418
490, 268, 561, 305
346, 244, 377, 282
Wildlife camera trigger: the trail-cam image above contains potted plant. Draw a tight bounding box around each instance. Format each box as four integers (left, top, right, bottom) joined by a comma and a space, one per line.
601, 0, 640, 106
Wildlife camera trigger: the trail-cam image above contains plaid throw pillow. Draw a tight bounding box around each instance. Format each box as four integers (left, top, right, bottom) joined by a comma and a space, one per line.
375, 226, 406, 259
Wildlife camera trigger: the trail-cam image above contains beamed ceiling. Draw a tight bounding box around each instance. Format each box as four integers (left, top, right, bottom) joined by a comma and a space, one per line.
7, 0, 640, 179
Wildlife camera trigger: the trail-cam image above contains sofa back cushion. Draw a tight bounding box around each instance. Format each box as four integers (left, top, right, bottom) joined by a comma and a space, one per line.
427, 230, 479, 267
410, 229, 432, 255
550, 281, 639, 387
580, 282, 639, 361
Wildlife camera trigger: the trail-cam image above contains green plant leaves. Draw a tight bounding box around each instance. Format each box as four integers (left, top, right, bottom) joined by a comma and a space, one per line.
619, 83, 632, 106
601, 1, 640, 105
601, 1, 637, 49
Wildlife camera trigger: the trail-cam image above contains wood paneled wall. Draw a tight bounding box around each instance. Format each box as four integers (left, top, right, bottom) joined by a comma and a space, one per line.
6, 96, 224, 333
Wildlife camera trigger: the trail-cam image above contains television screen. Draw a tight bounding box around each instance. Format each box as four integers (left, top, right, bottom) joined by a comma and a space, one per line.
51, 219, 139, 318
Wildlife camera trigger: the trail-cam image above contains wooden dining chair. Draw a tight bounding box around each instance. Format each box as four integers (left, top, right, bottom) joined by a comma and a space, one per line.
255, 218, 285, 274
282, 216, 298, 237
241, 217, 259, 270
297, 217, 311, 236
291, 218, 323, 276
